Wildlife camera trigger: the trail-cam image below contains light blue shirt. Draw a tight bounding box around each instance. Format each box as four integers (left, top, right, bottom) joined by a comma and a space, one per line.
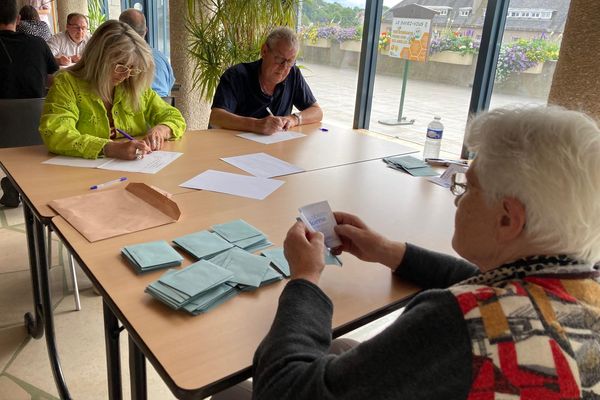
152, 48, 175, 97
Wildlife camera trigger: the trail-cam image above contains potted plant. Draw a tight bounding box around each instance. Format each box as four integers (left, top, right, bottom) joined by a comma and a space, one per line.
186, 0, 297, 101
428, 31, 478, 65
300, 25, 337, 48
495, 38, 559, 82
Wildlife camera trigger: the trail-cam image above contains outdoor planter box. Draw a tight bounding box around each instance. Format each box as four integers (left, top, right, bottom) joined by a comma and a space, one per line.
523, 62, 543, 74
305, 38, 331, 48
340, 40, 362, 52
429, 51, 473, 65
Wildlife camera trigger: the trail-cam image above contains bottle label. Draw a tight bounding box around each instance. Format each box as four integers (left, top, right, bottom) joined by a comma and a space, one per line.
427, 128, 443, 140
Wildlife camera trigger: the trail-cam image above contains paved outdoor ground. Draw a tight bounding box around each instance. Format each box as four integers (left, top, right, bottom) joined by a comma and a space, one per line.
301, 62, 547, 156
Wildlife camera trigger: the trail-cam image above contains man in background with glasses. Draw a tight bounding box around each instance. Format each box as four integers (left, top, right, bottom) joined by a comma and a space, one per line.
210, 26, 322, 135
47, 13, 90, 66
250, 106, 600, 399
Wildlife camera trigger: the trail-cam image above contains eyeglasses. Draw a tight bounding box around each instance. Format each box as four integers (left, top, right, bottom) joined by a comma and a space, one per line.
266, 44, 296, 68
67, 24, 88, 31
450, 172, 467, 196
114, 64, 144, 76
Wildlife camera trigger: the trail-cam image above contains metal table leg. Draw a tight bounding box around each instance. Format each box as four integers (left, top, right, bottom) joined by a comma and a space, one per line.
23, 204, 43, 339
32, 209, 71, 399
103, 301, 123, 400
129, 335, 147, 400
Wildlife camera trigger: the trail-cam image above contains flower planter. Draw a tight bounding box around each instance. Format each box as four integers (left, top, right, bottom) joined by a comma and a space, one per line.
305, 38, 331, 48
429, 51, 473, 65
340, 40, 362, 52
523, 63, 543, 74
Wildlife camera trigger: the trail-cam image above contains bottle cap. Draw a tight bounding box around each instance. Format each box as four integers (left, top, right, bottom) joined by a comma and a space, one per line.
434, 115, 441, 120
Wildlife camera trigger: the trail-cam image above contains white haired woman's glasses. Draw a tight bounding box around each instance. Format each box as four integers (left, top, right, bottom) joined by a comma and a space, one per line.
450, 172, 467, 196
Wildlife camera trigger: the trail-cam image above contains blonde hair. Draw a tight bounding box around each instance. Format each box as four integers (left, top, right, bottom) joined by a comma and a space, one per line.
69, 20, 154, 111
466, 105, 600, 263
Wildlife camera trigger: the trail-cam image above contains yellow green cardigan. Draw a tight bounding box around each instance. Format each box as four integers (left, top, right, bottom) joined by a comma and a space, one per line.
40, 71, 186, 159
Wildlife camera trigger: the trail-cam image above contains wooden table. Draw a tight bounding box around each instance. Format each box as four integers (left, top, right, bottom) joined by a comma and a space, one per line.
0, 124, 415, 218
0, 125, 437, 400
51, 159, 457, 399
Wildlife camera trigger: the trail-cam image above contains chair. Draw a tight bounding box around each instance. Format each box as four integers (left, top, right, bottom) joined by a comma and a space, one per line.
0, 98, 81, 310
161, 96, 175, 107
0, 98, 45, 148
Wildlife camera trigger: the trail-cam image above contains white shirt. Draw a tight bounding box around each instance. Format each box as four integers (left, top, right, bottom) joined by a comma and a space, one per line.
46, 31, 90, 57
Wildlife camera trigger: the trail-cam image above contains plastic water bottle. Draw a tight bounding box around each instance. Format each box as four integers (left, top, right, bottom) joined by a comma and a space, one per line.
423, 116, 443, 159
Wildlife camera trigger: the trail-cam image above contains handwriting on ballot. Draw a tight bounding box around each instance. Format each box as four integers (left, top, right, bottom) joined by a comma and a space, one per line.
298, 201, 342, 249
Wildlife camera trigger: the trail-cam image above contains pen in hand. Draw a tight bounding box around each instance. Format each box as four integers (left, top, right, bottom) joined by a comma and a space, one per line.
266, 107, 274, 116
90, 177, 127, 190
115, 128, 134, 141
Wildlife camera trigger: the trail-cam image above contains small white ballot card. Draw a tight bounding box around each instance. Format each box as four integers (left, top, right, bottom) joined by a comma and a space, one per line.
298, 201, 342, 249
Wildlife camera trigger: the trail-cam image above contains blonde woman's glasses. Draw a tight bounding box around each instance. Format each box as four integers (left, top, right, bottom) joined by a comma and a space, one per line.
450, 172, 467, 196
114, 64, 144, 76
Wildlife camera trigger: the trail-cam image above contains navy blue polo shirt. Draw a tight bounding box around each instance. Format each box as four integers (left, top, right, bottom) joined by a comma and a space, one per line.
211, 59, 317, 118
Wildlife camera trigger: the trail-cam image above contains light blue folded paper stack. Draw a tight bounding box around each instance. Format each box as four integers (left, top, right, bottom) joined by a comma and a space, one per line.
209, 247, 282, 291
212, 219, 272, 253
121, 241, 184, 273
173, 230, 234, 259
383, 155, 438, 177
145, 259, 239, 313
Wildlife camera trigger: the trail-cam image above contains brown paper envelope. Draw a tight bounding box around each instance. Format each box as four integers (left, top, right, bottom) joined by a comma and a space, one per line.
48, 183, 181, 242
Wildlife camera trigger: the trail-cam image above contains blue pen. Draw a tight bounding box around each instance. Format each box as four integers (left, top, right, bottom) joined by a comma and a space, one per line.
90, 177, 127, 190
115, 128, 134, 141
319, 128, 329, 132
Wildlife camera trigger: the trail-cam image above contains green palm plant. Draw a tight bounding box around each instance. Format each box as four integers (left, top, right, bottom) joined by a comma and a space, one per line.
186, 0, 298, 101
87, 0, 106, 33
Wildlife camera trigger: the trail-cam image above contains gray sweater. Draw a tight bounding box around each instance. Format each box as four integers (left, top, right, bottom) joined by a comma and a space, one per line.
252, 244, 479, 399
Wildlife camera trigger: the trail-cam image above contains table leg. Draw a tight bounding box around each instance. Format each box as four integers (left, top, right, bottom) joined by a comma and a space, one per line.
129, 335, 147, 400
103, 301, 123, 400
23, 204, 43, 339
33, 213, 71, 399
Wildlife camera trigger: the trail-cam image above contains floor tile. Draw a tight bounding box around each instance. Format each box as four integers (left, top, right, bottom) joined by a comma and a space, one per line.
0, 375, 33, 400
0, 325, 28, 372
0, 229, 30, 274
2, 207, 25, 227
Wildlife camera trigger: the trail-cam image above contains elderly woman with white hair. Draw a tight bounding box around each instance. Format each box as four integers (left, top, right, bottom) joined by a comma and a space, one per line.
39, 20, 185, 160
248, 106, 600, 399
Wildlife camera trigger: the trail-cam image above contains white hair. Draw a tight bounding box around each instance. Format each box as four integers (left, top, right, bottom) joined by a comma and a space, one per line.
266, 26, 298, 51
466, 105, 600, 263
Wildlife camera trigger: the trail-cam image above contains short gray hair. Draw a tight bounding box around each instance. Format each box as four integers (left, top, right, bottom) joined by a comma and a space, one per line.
265, 26, 298, 51
466, 105, 600, 263
119, 9, 146, 37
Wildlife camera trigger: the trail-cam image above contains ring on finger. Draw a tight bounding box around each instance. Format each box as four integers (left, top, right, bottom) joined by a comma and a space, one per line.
135, 148, 142, 156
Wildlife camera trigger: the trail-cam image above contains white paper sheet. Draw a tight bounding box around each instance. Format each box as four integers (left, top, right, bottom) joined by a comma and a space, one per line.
427, 163, 468, 188
100, 151, 182, 174
42, 151, 182, 174
43, 156, 109, 168
236, 131, 306, 144
220, 152, 304, 178
179, 170, 284, 200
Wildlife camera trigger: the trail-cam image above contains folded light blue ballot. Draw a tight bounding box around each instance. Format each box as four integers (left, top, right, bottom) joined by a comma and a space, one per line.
172, 230, 234, 259
145, 260, 234, 310
261, 247, 342, 275
121, 241, 184, 273
208, 247, 271, 288
182, 283, 240, 315
382, 155, 438, 177
212, 219, 272, 252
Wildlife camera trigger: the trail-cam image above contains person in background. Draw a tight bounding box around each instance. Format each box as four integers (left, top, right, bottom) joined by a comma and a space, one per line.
0, 0, 58, 208
46, 12, 90, 66
251, 106, 600, 399
119, 8, 175, 97
16, 5, 51, 41
39, 20, 186, 160
210, 26, 322, 135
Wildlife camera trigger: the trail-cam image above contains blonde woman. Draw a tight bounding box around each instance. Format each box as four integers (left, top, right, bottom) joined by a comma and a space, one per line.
40, 20, 185, 160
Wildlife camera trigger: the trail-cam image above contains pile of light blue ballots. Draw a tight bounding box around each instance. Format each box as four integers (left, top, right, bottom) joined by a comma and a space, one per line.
131, 219, 292, 315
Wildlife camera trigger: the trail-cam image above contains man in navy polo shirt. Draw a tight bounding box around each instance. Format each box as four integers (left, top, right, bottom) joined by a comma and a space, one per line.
210, 26, 323, 135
